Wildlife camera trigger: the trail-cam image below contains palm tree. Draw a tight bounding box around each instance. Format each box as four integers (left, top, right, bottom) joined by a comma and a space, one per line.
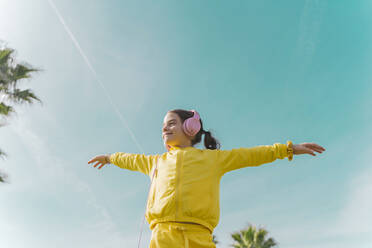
230, 224, 277, 248
0, 45, 42, 182
212, 234, 219, 245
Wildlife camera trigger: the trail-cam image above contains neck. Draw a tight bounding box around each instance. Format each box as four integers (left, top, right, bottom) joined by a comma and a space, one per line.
172, 141, 192, 149
176, 144, 192, 148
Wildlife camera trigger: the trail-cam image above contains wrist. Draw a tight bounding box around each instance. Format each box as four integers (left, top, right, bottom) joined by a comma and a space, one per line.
105, 154, 111, 164
286, 141, 293, 161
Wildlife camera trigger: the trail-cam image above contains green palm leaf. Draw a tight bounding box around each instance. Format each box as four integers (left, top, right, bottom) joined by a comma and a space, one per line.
8, 88, 41, 104
231, 224, 277, 248
0, 45, 42, 183
11, 63, 38, 81
0, 48, 14, 65
0, 102, 15, 116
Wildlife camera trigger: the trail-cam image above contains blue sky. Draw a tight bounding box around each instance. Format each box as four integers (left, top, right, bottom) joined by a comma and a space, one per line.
1, 0, 371, 247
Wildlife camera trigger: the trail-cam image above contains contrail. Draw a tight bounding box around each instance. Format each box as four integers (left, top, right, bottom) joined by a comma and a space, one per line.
47, 0, 145, 154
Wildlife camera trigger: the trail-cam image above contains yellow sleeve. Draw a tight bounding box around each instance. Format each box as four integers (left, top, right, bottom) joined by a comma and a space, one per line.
109, 152, 159, 176
217, 143, 289, 175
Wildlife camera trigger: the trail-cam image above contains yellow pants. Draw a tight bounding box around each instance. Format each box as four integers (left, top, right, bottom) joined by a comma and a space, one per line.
149, 222, 216, 248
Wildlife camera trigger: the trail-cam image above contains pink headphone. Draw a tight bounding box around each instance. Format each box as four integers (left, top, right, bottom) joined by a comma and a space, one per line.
165, 110, 201, 151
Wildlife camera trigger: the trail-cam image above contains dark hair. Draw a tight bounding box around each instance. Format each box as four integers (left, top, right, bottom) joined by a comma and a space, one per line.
168, 109, 221, 150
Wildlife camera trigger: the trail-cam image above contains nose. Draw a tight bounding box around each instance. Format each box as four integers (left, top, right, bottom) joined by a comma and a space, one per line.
162, 124, 168, 133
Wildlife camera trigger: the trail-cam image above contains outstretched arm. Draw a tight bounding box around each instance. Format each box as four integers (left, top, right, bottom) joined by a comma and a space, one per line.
217, 141, 325, 175
88, 153, 159, 175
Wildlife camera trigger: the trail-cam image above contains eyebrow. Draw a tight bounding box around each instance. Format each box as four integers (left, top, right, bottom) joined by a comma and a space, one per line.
163, 119, 177, 125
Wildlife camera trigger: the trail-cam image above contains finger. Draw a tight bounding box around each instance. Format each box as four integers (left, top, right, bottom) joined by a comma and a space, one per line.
93, 161, 100, 168
306, 143, 324, 153
98, 163, 105, 169
88, 158, 97, 164
309, 145, 323, 153
313, 144, 326, 153
305, 148, 316, 156
315, 144, 326, 151
309, 143, 326, 151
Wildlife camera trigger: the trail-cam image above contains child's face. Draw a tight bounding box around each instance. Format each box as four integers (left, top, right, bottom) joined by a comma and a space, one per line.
162, 112, 192, 148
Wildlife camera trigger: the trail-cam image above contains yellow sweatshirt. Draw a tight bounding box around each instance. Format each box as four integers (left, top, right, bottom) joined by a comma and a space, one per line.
109, 142, 291, 233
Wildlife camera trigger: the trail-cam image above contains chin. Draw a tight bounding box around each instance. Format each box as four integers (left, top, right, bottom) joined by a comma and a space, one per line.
164, 140, 176, 147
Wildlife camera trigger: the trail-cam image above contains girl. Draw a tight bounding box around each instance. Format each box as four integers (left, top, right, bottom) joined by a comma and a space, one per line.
88, 109, 325, 247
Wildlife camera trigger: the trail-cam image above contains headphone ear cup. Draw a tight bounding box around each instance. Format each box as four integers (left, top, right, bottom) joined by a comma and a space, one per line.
183, 112, 201, 136
182, 119, 190, 135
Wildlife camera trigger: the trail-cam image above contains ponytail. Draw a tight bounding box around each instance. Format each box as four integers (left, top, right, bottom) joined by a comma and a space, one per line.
203, 130, 221, 150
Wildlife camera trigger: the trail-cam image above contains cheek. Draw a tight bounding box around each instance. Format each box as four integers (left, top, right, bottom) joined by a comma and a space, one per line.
176, 129, 188, 139
170, 128, 181, 138
171, 125, 180, 132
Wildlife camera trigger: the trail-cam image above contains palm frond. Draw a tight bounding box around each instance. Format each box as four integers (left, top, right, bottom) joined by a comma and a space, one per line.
0, 63, 12, 85
8, 88, 42, 104
0, 102, 14, 116
10, 63, 39, 82
244, 227, 255, 245
0, 69, 10, 85
0, 169, 8, 183
231, 224, 278, 248
0, 48, 14, 65
0, 46, 40, 184
0, 174, 5, 183
212, 234, 219, 244
263, 238, 277, 248
255, 228, 268, 245
232, 232, 243, 242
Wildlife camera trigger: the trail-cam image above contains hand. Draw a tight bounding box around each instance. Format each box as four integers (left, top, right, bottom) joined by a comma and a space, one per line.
88, 154, 110, 169
293, 143, 325, 157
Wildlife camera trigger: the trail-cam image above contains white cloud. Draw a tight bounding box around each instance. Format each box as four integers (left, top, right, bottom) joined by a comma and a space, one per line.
332, 153, 372, 236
